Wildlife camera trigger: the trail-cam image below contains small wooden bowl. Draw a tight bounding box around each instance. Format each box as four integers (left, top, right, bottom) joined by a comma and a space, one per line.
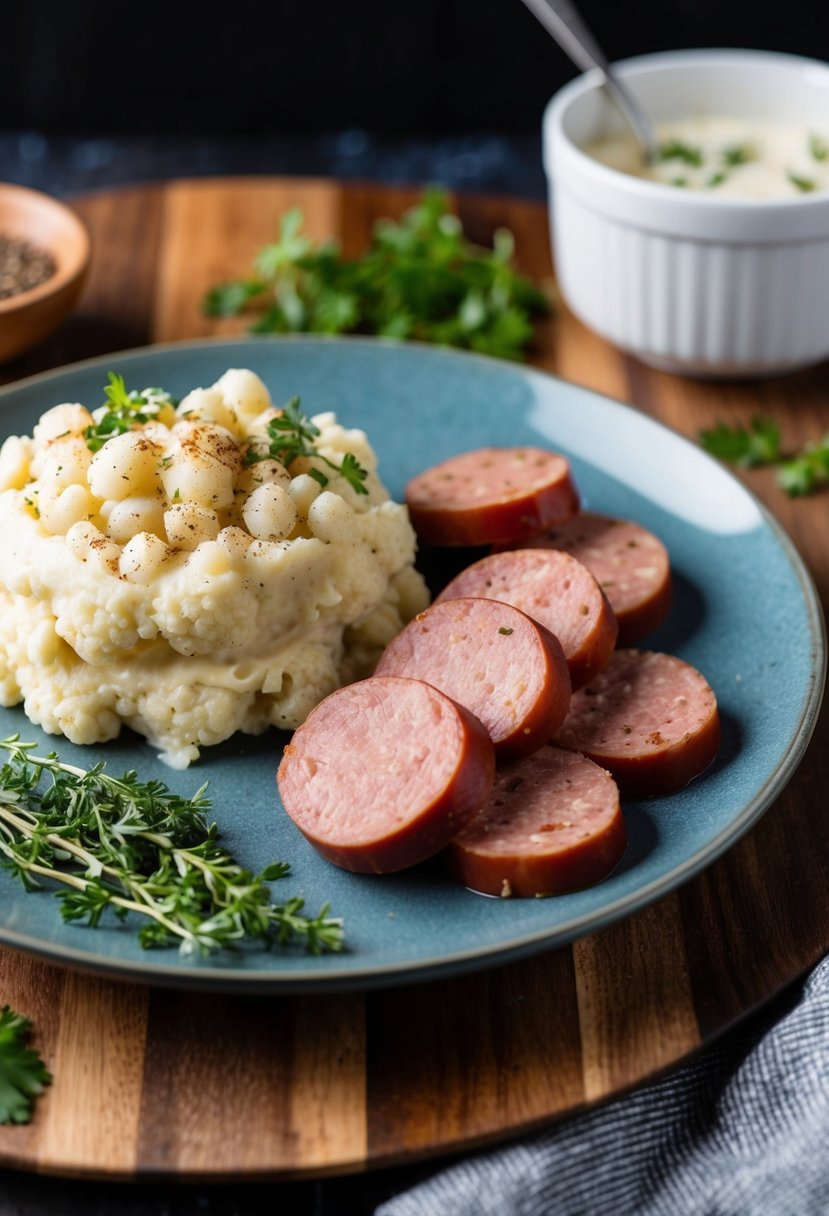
0, 183, 91, 364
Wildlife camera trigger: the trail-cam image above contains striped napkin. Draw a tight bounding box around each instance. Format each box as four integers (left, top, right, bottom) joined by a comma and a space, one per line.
378, 954, 829, 1216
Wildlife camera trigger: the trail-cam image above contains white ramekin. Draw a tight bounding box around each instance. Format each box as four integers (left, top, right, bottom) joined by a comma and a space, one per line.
543, 49, 829, 377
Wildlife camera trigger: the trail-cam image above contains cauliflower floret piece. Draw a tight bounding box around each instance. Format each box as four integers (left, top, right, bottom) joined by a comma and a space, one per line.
164, 502, 221, 550
103, 496, 167, 543
119, 532, 171, 584
161, 421, 240, 510
88, 432, 164, 501
242, 482, 298, 541
32, 404, 94, 448
288, 472, 323, 517
39, 484, 94, 536
0, 435, 34, 491
211, 369, 272, 424
177, 387, 242, 435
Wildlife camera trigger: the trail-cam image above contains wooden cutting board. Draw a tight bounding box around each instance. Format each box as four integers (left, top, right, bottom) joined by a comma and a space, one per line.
1, 178, 828, 1180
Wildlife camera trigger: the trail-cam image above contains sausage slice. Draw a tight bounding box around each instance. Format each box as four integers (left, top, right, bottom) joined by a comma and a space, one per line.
277, 676, 495, 874
447, 746, 625, 897
435, 549, 618, 691
405, 447, 579, 547
500, 512, 672, 645
375, 597, 571, 760
553, 649, 720, 796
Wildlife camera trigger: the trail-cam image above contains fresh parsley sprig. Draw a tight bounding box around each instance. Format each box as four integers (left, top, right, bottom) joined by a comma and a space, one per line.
699, 417, 829, 496
698, 417, 781, 468
0, 738, 343, 956
0, 1005, 51, 1124
245, 396, 369, 495
777, 439, 829, 496
203, 189, 549, 362
84, 373, 176, 453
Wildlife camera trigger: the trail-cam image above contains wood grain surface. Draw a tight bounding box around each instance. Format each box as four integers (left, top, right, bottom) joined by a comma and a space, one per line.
0, 178, 827, 1180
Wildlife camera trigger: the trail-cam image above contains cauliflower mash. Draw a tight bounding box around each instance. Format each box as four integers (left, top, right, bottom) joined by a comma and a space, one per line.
0, 368, 428, 767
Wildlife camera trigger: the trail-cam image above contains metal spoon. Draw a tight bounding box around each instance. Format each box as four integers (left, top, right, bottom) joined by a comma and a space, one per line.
520, 0, 658, 162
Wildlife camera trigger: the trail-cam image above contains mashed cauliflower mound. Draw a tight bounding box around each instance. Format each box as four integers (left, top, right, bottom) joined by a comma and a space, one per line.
0, 368, 428, 767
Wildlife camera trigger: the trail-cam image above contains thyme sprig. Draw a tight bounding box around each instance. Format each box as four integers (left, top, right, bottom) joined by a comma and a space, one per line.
245, 396, 369, 495
0, 738, 343, 956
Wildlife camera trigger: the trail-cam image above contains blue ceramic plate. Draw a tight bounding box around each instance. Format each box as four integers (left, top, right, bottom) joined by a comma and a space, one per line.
0, 337, 823, 992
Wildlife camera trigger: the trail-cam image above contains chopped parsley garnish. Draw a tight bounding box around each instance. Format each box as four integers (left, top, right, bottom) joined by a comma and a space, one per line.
245, 396, 369, 495
707, 172, 727, 188
657, 141, 703, 168
203, 189, 549, 362
722, 144, 754, 167
497, 626, 514, 635
0, 1005, 51, 1124
788, 172, 817, 193
809, 134, 828, 162
0, 737, 343, 956
84, 373, 176, 452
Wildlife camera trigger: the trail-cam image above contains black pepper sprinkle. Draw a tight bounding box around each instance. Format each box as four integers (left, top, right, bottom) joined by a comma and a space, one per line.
0, 234, 57, 300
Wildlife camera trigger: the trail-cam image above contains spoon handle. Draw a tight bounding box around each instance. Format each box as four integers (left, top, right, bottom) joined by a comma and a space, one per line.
521, 0, 657, 160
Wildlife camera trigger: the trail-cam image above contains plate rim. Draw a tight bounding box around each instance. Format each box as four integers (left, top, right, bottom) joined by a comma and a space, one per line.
0, 334, 824, 992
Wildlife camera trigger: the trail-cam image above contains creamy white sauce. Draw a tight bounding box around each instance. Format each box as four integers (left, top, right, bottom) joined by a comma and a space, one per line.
584, 116, 829, 199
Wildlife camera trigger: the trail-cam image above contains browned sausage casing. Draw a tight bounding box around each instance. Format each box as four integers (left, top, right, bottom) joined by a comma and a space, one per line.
405, 447, 579, 547
447, 746, 626, 897
553, 649, 720, 796
435, 548, 618, 691
375, 597, 571, 759
277, 676, 495, 874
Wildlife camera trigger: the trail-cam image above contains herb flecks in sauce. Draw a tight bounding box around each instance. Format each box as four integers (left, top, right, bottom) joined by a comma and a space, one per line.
586, 119, 829, 198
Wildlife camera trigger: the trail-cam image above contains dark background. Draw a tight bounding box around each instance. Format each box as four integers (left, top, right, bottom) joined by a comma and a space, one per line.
7, 0, 829, 138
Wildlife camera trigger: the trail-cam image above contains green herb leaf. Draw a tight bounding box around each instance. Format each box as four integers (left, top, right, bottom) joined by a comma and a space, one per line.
707, 172, 727, 188
0, 738, 344, 956
84, 374, 176, 453
0, 1006, 51, 1124
201, 189, 548, 361
788, 172, 817, 193
699, 419, 829, 498
658, 141, 703, 167
698, 417, 781, 468
777, 438, 829, 496
722, 144, 754, 166
203, 280, 266, 317
810, 134, 829, 162
246, 397, 369, 494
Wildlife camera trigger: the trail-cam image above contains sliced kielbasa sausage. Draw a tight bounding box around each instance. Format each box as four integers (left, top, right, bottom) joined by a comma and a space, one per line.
375, 597, 571, 760
447, 746, 625, 897
405, 446, 579, 547
277, 676, 495, 874
499, 512, 672, 645
552, 649, 720, 796
435, 548, 618, 691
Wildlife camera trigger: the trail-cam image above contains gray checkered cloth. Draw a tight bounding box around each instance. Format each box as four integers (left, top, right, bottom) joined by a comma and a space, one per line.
378, 955, 829, 1216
